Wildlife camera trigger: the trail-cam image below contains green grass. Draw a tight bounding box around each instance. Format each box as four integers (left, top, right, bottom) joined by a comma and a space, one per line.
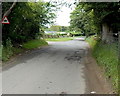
45, 37, 75, 41
86, 36, 118, 92
86, 36, 98, 48
23, 39, 48, 49
2, 47, 24, 61
2, 39, 48, 61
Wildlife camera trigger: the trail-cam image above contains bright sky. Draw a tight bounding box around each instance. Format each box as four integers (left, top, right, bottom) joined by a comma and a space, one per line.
55, 6, 73, 26
43, 0, 76, 26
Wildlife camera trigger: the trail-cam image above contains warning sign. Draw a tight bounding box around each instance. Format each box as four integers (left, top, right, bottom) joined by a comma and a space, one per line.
1, 16, 10, 24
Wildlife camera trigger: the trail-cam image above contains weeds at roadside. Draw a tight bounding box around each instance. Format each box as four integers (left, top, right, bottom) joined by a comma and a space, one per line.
86, 36, 118, 92
2, 39, 48, 61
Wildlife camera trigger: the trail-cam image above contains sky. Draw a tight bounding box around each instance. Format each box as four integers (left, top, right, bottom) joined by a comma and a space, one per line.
43, 0, 76, 26
55, 6, 73, 26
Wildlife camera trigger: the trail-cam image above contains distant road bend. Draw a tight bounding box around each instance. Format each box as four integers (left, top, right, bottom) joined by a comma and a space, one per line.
2, 37, 112, 94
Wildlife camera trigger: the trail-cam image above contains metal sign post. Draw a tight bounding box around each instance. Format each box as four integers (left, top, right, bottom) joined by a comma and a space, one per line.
118, 31, 120, 94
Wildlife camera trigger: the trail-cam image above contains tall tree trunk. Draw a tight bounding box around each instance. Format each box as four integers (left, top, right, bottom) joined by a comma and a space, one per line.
102, 23, 109, 43
102, 23, 114, 43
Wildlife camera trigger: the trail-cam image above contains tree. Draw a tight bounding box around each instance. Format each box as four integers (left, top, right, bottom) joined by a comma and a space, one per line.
47, 25, 68, 32
70, 3, 97, 36
3, 0, 17, 17
70, 2, 120, 39
2, 1, 56, 46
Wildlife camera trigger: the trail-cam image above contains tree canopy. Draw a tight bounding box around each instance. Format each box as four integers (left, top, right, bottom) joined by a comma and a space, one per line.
70, 2, 120, 36
2, 1, 56, 45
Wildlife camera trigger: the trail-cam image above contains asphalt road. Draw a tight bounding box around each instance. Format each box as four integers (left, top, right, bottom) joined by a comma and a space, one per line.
2, 37, 112, 94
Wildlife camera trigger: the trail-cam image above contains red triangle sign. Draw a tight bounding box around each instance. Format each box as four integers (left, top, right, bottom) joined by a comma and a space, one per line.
2, 16, 10, 24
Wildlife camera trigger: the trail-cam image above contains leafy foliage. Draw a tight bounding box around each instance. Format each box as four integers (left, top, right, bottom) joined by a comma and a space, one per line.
86, 36, 118, 92
46, 25, 69, 32
2, 39, 48, 61
2, 1, 56, 46
70, 2, 120, 36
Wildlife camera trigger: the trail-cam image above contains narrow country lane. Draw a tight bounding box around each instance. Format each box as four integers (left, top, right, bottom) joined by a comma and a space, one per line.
2, 37, 112, 94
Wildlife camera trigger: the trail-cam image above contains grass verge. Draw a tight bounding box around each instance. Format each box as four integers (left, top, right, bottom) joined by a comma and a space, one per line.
2, 39, 48, 61
22, 39, 48, 49
86, 36, 118, 92
45, 37, 75, 41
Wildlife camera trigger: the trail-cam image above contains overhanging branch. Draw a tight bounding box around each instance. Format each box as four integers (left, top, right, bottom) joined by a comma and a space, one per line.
3, 0, 17, 17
